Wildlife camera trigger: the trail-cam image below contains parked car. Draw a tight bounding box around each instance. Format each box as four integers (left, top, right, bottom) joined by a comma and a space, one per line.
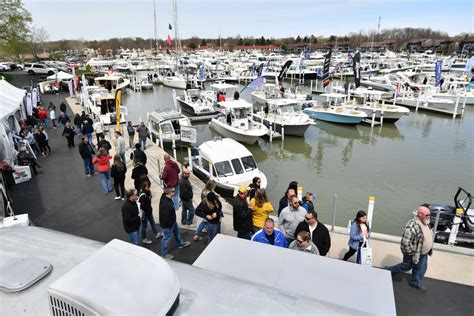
25, 63, 57, 75
0, 63, 10, 71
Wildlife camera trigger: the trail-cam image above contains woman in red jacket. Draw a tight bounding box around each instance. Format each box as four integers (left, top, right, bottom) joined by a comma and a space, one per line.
93, 147, 113, 193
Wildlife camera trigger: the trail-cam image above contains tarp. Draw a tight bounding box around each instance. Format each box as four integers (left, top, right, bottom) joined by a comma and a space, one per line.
0, 80, 26, 119
47, 71, 73, 81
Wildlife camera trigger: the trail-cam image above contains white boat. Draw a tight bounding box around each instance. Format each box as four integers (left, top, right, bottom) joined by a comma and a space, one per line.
209, 99, 268, 144
352, 89, 410, 122
304, 93, 367, 124
202, 82, 241, 106
162, 75, 187, 90
147, 109, 192, 146
138, 75, 153, 89
251, 83, 279, 104
190, 138, 267, 197
253, 99, 313, 136
177, 89, 217, 116
94, 75, 130, 92
84, 91, 128, 125
432, 81, 474, 105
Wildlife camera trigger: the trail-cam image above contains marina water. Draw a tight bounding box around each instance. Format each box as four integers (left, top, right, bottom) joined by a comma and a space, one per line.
123, 78, 473, 236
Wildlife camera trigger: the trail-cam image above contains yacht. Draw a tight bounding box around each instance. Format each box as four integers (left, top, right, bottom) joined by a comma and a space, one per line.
162, 75, 187, 90
177, 89, 217, 116
190, 138, 267, 197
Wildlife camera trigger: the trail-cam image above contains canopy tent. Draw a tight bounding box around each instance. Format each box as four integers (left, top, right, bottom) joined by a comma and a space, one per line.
0, 79, 26, 119
47, 71, 73, 81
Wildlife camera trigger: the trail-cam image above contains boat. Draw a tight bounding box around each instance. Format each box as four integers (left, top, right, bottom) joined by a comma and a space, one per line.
138, 75, 153, 90
253, 99, 313, 136
93, 75, 130, 92
251, 83, 279, 104
190, 138, 268, 197
201, 82, 241, 106
354, 89, 410, 122
85, 91, 128, 125
162, 75, 187, 90
147, 109, 192, 146
177, 89, 217, 116
303, 93, 367, 124
209, 99, 268, 144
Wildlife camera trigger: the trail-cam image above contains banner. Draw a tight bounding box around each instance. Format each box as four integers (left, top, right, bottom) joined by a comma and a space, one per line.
257, 63, 264, 77
115, 89, 122, 132
180, 125, 197, 144
322, 48, 331, 88
353, 51, 361, 88
167, 34, 172, 46
240, 76, 266, 94
447, 53, 457, 70
435, 60, 443, 87
13, 165, 32, 184
278, 60, 293, 81
330, 61, 344, 74
68, 80, 73, 97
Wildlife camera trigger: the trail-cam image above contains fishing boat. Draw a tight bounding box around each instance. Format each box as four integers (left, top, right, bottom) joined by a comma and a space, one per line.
251, 83, 279, 104
93, 75, 130, 92
138, 75, 153, 90
177, 89, 217, 116
303, 93, 367, 125
190, 138, 267, 197
147, 109, 192, 146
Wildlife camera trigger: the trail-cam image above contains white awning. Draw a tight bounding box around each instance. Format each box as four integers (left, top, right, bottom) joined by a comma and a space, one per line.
0, 79, 25, 119
47, 71, 73, 81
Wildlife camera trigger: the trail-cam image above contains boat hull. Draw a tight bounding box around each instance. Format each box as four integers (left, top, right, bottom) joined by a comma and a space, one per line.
253, 115, 310, 136
209, 119, 264, 144
304, 110, 364, 124
163, 77, 186, 89
178, 99, 217, 116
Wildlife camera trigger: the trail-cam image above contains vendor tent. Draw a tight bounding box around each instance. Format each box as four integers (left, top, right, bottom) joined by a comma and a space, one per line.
47, 71, 73, 81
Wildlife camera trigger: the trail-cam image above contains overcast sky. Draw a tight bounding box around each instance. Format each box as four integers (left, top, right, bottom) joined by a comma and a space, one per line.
23, 0, 473, 41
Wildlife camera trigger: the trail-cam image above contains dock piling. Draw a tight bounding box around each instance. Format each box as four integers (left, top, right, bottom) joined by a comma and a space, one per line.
331, 194, 337, 232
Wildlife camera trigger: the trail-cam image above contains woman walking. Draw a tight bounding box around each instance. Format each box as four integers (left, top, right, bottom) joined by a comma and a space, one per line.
35, 127, 48, 157
250, 188, 274, 232
92, 147, 113, 193
111, 154, 127, 200
138, 180, 163, 244
195, 191, 222, 244
342, 210, 370, 263
62, 122, 75, 148
40, 127, 51, 154
194, 180, 216, 241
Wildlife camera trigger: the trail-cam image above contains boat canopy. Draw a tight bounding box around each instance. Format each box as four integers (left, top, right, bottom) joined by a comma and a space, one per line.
199, 138, 254, 163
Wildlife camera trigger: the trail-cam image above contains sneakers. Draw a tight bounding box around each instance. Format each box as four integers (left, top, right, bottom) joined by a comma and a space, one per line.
142, 238, 152, 244
114, 196, 121, 200
409, 283, 427, 292
121, 197, 125, 200
193, 235, 202, 241
155, 232, 163, 239
179, 241, 191, 249
162, 254, 174, 260
86, 174, 92, 177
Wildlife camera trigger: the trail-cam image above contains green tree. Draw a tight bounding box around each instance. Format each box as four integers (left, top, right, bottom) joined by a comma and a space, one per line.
0, 0, 32, 61
238, 38, 244, 46
188, 42, 197, 50
296, 35, 302, 43
200, 38, 207, 46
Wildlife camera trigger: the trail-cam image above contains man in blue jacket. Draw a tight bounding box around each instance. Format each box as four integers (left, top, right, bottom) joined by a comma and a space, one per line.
251, 218, 288, 248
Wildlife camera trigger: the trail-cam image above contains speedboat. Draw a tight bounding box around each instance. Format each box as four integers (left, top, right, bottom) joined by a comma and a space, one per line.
177, 89, 217, 116
138, 76, 153, 90
162, 75, 186, 90
84, 90, 128, 125
303, 93, 367, 125
251, 83, 279, 104
209, 99, 268, 144
253, 99, 313, 136
190, 138, 267, 197
94, 75, 130, 92
147, 109, 192, 146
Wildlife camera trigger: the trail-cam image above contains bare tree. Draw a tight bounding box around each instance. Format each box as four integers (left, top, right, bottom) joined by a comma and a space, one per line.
30, 26, 49, 59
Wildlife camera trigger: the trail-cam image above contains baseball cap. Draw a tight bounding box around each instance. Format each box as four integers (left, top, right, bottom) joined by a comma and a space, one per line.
239, 185, 250, 193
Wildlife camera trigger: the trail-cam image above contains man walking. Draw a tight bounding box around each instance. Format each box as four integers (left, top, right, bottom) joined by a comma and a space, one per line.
160, 153, 180, 210
159, 187, 191, 260
294, 210, 331, 256
232, 185, 253, 240
179, 167, 195, 226
136, 122, 149, 150
115, 131, 126, 163
121, 189, 141, 245
386, 206, 433, 292
279, 194, 307, 244
78, 137, 95, 177
131, 143, 147, 165
81, 118, 94, 147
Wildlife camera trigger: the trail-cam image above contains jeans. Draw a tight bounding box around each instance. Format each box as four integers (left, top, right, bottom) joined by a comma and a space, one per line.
51, 119, 56, 128
237, 231, 252, 240
128, 231, 139, 245
85, 133, 94, 147
141, 212, 159, 239
181, 199, 195, 225
40, 119, 48, 128
114, 178, 125, 198
119, 152, 126, 164
128, 133, 135, 149
161, 223, 185, 256
196, 219, 208, 237
172, 184, 180, 210
343, 241, 363, 263
82, 157, 94, 175
206, 222, 219, 244
99, 170, 113, 193
139, 136, 147, 150
388, 254, 428, 287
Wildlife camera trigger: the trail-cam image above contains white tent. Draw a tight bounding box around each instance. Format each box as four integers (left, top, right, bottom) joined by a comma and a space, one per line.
47, 71, 73, 81
0, 80, 26, 118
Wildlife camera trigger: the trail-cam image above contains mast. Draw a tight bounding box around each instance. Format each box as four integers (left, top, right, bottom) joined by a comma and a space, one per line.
172, 0, 181, 70
370, 16, 381, 53
153, 0, 157, 55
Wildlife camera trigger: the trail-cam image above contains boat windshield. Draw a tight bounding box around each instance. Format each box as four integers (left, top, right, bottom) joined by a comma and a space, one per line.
214, 161, 234, 177
231, 158, 244, 174
233, 108, 248, 119
280, 104, 300, 114
241, 155, 256, 171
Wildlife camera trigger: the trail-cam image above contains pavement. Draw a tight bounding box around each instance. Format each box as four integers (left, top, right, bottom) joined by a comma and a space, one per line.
5, 71, 474, 315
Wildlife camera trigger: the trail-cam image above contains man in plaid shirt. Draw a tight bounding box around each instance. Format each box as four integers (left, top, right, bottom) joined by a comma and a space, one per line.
386, 206, 433, 292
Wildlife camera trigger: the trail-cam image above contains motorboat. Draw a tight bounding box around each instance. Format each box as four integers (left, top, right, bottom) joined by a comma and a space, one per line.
190, 138, 267, 197
353, 89, 410, 122
251, 83, 279, 104
147, 109, 192, 146
209, 99, 268, 144
177, 89, 217, 116
303, 93, 367, 125
84, 91, 128, 125
162, 75, 187, 90
94, 75, 130, 92
201, 82, 240, 106
138, 75, 153, 90
253, 99, 313, 136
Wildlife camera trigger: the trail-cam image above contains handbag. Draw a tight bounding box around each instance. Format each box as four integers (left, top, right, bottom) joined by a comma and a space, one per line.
360, 239, 373, 267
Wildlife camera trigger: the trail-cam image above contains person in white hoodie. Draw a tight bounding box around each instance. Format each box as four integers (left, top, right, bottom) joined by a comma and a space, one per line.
278, 194, 307, 244
114, 131, 126, 163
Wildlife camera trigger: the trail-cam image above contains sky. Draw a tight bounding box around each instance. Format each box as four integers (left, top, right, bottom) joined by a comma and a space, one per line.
23, 0, 473, 41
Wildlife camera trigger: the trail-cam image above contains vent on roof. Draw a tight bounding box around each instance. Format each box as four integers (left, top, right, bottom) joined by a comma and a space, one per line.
49, 293, 97, 316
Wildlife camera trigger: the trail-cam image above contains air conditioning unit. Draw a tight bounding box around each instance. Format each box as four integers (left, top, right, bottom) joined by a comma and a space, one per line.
48, 239, 180, 315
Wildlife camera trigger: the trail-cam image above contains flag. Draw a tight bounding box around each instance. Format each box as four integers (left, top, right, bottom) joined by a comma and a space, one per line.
278, 60, 293, 81
330, 61, 344, 74
352, 51, 361, 88
465, 56, 474, 79
447, 53, 457, 70
240, 76, 266, 94
257, 63, 264, 77
108, 65, 114, 76
169, 23, 172, 30
303, 46, 310, 59
199, 65, 207, 81
322, 48, 332, 88
167, 34, 172, 46
435, 60, 443, 86
299, 58, 305, 71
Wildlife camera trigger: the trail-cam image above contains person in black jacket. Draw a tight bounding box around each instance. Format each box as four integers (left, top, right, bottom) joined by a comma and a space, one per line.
277, 181, 301, 215
130, 143, 147, 165
78, 137, 95, 176
111, 154, 127, 200
160, 187, 191, 259
195, 191, 221, 244
60, 101, 67, 114
139, 180, 163, 244
232, 185, 253, 240
131, 161, 148, 191
294, 210, 331, 256
248, 177, 261, 201
121, 189, 141, 245
97, 135, 112, 154
179, 167, 194, 226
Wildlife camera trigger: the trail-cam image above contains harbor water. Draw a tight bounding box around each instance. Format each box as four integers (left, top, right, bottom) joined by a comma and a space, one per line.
123, 80, 473, 236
